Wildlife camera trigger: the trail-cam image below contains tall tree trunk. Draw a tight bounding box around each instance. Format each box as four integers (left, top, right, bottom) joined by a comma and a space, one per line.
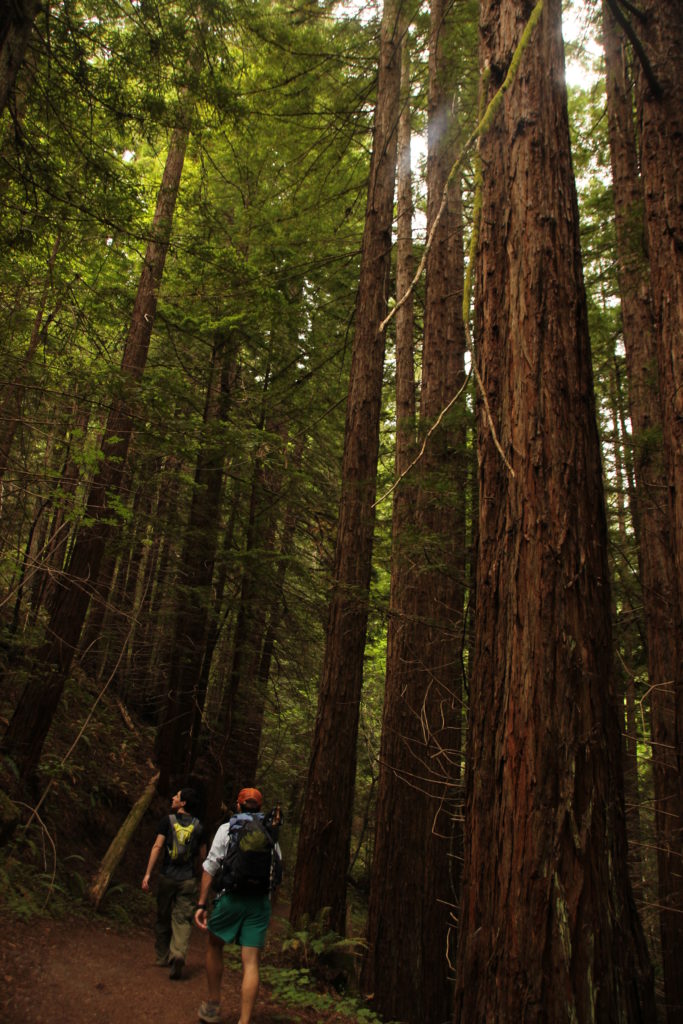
453, 3, 655, 1021
202, 476, 266, 822
155, 330, 238, 793
603, 4, 683, 1018
1, 118, 190, 777
0, 0, 40, 116
414, 30, 467, 1012
290, 0, 403, 936
634, 11, 683, 909
128, 455, 183, 720
220, 441, 300, 802
607, 346, 646, 908
82, 458, 160, 688
189, 481, 239, 769
28, 403, 90, 623
393, 28, 416, 480
81, 457, 158, 683
0, 233, 61, 488
364, 6, 467, 1020
10, 493, 49, 635
208, 404, 283, 812
77, 460, 135, 678
364, 24, 419, 1013
118, 473, 160, 689
634, 0, 683, 616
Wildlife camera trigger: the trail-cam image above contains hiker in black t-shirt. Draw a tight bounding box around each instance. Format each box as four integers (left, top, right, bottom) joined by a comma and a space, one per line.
142, 787, 205, 980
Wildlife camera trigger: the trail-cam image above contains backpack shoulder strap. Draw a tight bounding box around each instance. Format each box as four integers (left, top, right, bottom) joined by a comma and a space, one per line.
166, 814, 177, 853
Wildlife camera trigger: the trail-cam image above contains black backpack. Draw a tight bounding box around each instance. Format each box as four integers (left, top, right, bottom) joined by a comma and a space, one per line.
214, 809, 282, 896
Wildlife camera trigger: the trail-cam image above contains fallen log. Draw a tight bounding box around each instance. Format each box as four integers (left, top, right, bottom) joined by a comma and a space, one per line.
88, 771, 159, 909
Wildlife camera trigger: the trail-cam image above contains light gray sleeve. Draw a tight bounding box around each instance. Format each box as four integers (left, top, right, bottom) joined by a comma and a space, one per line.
202, 822, 231, 877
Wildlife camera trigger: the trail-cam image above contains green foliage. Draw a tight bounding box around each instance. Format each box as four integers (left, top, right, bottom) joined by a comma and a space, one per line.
261, 964, 391, 1023
98, 880, 151, 928
0, 842, 148, 930
280, 909, 365, 965
0, 842, 87, 922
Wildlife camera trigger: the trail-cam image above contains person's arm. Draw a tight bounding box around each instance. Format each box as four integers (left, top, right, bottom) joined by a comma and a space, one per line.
193, 823, 229, 927
142, 834, 166, 891
193, 868, 215, 930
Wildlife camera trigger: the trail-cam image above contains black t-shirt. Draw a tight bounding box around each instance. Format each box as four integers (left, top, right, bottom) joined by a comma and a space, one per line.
158, 813, 204, 881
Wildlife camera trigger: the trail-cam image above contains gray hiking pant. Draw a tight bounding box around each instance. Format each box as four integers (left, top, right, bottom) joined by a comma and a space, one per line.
155, 874, 198, 962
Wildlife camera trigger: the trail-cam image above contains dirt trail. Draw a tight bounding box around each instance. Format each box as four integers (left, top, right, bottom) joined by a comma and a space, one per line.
1, 915, 300, 1024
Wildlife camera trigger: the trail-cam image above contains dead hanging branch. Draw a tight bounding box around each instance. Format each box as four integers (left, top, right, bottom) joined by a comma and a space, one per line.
374, 370, 472, 507
606, 0, 663, 99
376, 1, 545, 498
462, 69, 515, 480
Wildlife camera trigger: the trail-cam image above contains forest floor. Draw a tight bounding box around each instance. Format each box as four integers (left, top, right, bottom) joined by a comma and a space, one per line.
1, 909, 363, 1024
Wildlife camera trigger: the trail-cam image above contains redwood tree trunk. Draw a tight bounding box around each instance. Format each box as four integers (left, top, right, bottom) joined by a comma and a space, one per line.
603, 4, 683, 1018
155, 331, 237, 793
633, 18, 683, 979
453, 3, 655, 1021
634, 0, 683, 620
364, 6, 467, 1020
218, 435, 302, 802
0, 0, 40, 116
290, 0, 403, 936
1, 120, 190, 777
0, 233, 61, 484
28, 403, 90, 623
77, 461, 135, 678
363, 27, 418, 1007
206, 402, 281, 815
128, 455, 183, 719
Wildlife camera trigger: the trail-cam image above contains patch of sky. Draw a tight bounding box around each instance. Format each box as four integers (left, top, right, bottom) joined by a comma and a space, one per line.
562, 0, 603, 89
334, 0, 380, 24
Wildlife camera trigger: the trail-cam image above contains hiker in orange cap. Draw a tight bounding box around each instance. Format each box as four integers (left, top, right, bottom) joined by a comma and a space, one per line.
237, 787, 262, 807
194, 788, 282, 1024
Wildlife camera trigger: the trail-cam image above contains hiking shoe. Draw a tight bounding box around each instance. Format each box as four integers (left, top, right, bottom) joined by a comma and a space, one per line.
169, 956, 184, 980
197, 1001, 221, 1023
155, 954, 171, 967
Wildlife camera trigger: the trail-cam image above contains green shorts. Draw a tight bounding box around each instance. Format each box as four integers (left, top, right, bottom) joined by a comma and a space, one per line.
208, 891, 272, 948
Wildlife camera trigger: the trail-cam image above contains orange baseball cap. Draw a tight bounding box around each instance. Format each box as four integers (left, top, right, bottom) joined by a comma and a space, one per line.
237, 787, 263, 808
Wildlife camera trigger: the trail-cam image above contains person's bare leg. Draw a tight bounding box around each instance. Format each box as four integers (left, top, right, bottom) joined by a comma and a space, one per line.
238, 945, 261, 1024
205, 932, 224, 1004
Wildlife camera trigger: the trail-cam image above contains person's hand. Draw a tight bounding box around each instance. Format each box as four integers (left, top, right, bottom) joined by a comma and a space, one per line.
142, 874, 151, 892
194, 907, 209, 930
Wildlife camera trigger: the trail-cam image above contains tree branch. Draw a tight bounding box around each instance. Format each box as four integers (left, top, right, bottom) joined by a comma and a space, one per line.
606, 0, 663, 99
